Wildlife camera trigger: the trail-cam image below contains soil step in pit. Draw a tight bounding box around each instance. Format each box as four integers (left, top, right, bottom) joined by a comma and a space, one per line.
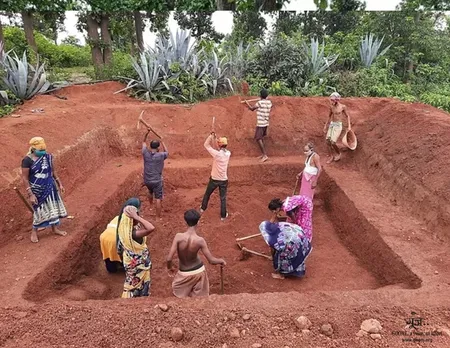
31, 157, 421, 302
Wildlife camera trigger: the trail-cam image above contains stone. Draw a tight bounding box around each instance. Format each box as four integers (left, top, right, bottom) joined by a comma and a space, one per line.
435, 270, 439, 275
294, 316, 312, 330
170, 327, 183, 342
12, 311, 28, 319
222, 344, 228, 348
370, 334, 382, 340
155, 327, 162, 334
243, 314, 251, 321
241, 330, 246, 336
15, 235, 24, 241
356, 330, 368, 337
320, 324, 334, 337
251, 344, 262, 348
228, 312, 237, 321
158, 304, 169, 312
229, 327, 240, 338
360, 319, 382, 334
302, 329, 312, 336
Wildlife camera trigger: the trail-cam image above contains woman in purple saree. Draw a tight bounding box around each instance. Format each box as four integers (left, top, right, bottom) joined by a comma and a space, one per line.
21, 137, 68, 243
282, 195, 313, 242
259, 198, 312, 279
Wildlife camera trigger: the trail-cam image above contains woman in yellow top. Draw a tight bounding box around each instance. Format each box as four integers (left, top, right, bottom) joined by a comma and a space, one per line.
100, 216, 123, 273
116, 198, 155, 298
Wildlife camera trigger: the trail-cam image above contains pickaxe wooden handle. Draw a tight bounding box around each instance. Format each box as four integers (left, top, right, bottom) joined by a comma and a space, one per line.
14, 187, 33, 213
242, 247, 272, 260
240, 98, 259, 104
138, 111, 163, 139
236, 233, 261, 242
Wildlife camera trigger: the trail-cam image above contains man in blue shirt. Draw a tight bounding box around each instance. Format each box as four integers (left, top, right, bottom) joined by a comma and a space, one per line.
142, 129, 168, 218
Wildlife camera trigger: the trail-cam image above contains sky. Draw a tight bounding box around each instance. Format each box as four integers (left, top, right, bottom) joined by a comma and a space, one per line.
3, 0, 402, 46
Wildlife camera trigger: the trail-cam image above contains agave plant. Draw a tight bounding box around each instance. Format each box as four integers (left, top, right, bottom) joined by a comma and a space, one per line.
0, 51, 50, 100
229, 41, 252, 80
0, 90, 8, 106
187, 51, 209, 80
359, 34, 391, 68
150, 29, 196, 72
115, 52, 172, 101
203, 50, 234, 96
302, 38, 339, 79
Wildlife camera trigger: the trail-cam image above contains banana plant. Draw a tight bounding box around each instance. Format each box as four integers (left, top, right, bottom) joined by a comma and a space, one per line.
302, 38, 339, 79
1, 51, 50, 100
359, 34, 391, 68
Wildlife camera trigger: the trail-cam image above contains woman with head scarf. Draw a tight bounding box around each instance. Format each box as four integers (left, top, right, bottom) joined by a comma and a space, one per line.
21, 137, 68, 243
116, 197, 155, 298
259, 199, 312, 279
282, 195, 313, 242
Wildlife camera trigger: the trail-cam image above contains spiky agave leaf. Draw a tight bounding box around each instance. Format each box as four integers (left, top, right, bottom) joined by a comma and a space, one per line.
0, 50, 49, 100
359, 33, 391, 68
302, 38, 338, 79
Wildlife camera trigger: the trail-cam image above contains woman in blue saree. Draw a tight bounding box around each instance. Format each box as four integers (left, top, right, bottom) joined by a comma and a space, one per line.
21, 137, 68, 243
259, 198, 312, 279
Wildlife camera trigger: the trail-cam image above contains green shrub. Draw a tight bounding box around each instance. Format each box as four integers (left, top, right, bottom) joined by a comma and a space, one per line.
3, 26, 91, 68
102, 51, 137, 80
420, 93, 450, 112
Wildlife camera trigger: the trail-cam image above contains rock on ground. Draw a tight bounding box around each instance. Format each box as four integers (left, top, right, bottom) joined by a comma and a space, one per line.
320, 323, 334, 337
370, 333, 382, 340
294, 316, 312, 330
170, 327, 183, 342
361, 319, 382, 334
229, 327, 240, 338
251, 344, 262, 348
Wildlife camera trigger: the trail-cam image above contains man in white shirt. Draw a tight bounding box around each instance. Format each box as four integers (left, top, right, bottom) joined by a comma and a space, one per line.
246, 88, 273, 163
200, 133, 231, 221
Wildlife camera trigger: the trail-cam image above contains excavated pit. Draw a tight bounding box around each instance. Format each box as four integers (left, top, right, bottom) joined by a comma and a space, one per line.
23, 159, 421, 302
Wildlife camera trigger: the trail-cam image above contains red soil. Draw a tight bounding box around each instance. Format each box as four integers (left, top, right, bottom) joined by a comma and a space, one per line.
1, 82, 450, 347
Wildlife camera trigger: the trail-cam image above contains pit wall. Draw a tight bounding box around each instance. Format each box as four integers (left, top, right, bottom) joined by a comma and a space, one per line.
355, 148, 450, 243
0, 127, 126, 245
23, 162, 301, 302
320, 170, 422, 289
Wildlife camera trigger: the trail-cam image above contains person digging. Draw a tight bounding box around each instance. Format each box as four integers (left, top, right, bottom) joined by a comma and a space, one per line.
200, 132, 231, 221
246, 88, 273, 163
142, 128, 168, 218
323, 92, 352, 163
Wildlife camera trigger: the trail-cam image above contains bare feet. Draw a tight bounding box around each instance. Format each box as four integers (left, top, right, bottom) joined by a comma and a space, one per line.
260, 155, 269, 163
31, 230, 39, 243
334, 154, 341, 161
271, 273, 285, 279
326, 156, 334, 164
53, 229, 67, 237
256, 155, 263, 159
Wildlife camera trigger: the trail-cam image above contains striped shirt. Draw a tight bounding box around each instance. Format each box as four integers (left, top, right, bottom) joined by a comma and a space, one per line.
255, 99, 272, 127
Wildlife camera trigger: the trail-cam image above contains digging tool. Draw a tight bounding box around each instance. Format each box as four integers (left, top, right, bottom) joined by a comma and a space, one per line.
14, 187, 33, 213
220, 265, 224, 295
236, 241, 272, 261
240, 98, 259, 104
292, 177, 299, 196
138, 111, 163, 139
236, 233, 261, 242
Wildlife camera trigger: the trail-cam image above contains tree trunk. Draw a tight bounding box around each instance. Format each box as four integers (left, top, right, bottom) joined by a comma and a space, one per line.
134, 11, 144, 52
100, 15, 112, 65
21, 11, 37, 53
86, 14, 104, 74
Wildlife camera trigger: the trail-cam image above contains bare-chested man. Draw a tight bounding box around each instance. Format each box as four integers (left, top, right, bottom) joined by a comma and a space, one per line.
323, 92, 352, 163
166, 209, 226, 298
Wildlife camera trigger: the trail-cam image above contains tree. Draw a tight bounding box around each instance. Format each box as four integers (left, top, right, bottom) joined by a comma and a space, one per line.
326, 0, 366, 35
230, 11, 267, 45
223, 0, 289, 10
33, 11, 66, 44
61, 35, 81, 46
174, 12, 224, 42
0, 1, 74, 53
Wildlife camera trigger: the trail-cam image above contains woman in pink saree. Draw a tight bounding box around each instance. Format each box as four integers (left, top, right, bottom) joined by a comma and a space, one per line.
297, 142, 322, 199
282, 195, 313, 242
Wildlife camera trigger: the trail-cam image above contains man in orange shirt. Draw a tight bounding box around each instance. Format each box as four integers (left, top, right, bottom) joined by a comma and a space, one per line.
200, 132, 231, 221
